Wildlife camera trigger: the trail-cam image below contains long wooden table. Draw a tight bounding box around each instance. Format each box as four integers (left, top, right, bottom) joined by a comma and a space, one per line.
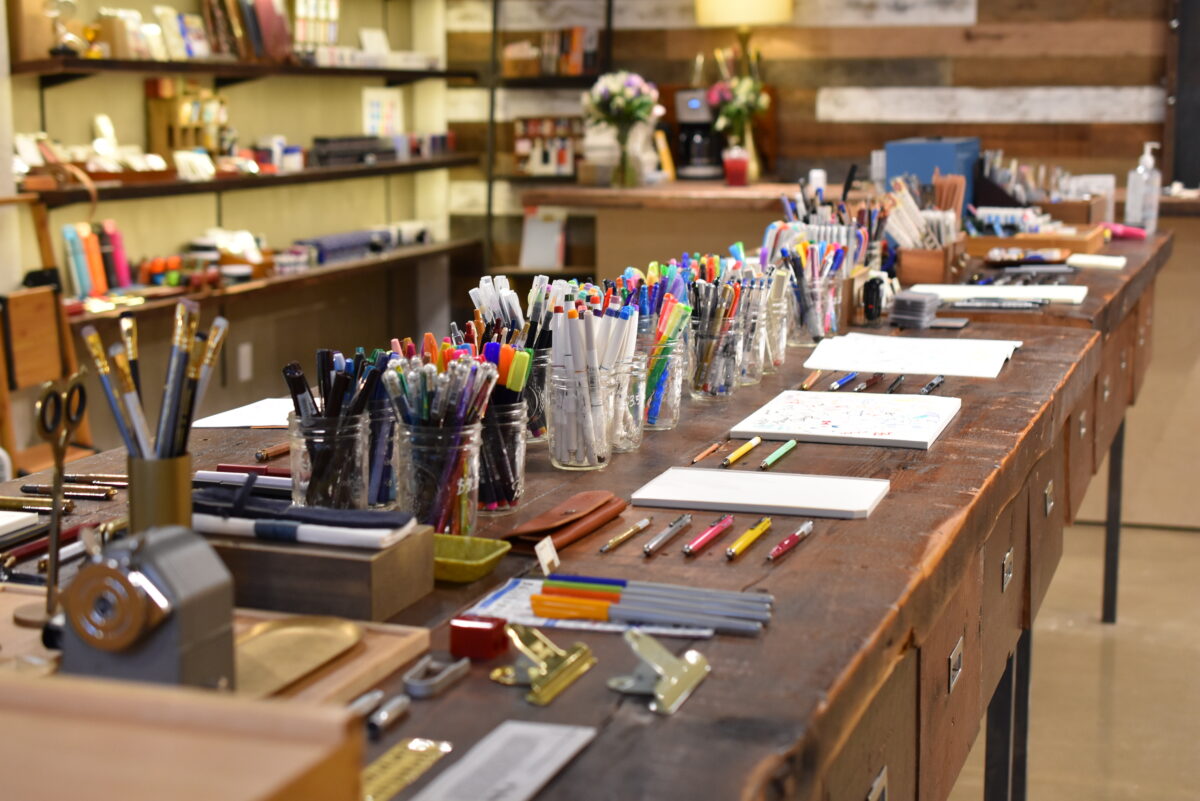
0, 235, 1172, 801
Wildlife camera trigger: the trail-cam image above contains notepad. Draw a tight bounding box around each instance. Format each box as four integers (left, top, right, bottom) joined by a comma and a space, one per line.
803, 332, 1022, 379
0, 511, 39, 537
729, 390, 961, 449
192, 397, 294, 428
909, 283, 1089, 305
631, 467, 889, 519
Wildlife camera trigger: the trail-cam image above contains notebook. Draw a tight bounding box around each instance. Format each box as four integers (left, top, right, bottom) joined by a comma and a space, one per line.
0, 511, 39, 538
729, 390, 961, 449
631, 467, 889, 519
193, 397, 293, 428
803, 332, 1022, 379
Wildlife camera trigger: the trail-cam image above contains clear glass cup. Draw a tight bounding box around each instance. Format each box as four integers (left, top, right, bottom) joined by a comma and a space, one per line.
800, 274, 846, 342
740, 293, 768, 386
690, 318, 744, 400
635, 312, 659, 350
643, 340, 684, 430
288, 412, 368, 509
366, 400, 399, 509
394, 422, 482, 535
765, 298, 790, 371
612, 354, 647, 454
544, 365, 614, 470
480, 401, 527, 514
522, 349, 551, 443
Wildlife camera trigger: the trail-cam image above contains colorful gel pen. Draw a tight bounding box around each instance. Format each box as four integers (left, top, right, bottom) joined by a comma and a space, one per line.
726, 516, 772, 560
886, 375, 906, 394
721, 436, 762, 468
767, 521, 814, 562
682, 514, 735, 556
852, 372, 886, 392
643, 513, 693, 557
600, 517, 652, 553
800, 370, 823, 390
829, 371, 858, 391
920, 375, 945, 395
760, 439, 797, 470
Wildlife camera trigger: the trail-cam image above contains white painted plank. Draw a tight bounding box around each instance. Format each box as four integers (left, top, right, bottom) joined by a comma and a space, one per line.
447, 87, 585, 123
794, 0, 975, 27
816, 86, 1165, 124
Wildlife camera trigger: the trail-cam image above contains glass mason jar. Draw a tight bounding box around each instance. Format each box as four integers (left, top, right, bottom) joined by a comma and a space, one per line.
612, 354, 647, 454
800, 273, 846, 342
288, 412, 368, 509
544, 365, 615, 470
522, 348, 551, 443
690, 317, 744, 400
764, 298, 790, 372
394, 421, 482, 536
366, 399, 399, 509
479, 401, 528, 514
643, 340, 684, 430
740, 292, 768, 386
635, 311, 659, 350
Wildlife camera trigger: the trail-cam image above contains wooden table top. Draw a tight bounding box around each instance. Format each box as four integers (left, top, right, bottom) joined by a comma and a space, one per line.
2, 322, 1101, 800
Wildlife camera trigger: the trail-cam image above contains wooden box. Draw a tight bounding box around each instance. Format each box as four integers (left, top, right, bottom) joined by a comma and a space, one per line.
208, 525, 434, 621
1046, 195, 1107, 225
7, 0, 55, 63
965, 225, 1106, 258
896, 235, 966, 287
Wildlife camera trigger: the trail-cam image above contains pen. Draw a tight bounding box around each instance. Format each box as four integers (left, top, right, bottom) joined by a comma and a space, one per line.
800, 370, 823, 390
346, 689, 385, 718
885, 375, 906, 394
367, 694, 411, 740
721, 436, 762, 468
690, 440, 723, 464
919, 375, 945, 395
759, 439, 797, 470
682, 514, 735, 556
0, 496, 73, 513
255, 442, 290, 462
63, 474, 128, 488
726, 516, 772, 560
828, 371, 858, 391
216, 463, 292, 477
643, 513, 693, 556
119, 311, 139, 397
852, 372, 886, 392
599, 517, 651, 553
20, 485, 115, 501
767, 521, 814, 562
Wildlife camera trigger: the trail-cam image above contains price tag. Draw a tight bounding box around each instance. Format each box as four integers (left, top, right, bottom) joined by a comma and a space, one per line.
534, 536, 560, 576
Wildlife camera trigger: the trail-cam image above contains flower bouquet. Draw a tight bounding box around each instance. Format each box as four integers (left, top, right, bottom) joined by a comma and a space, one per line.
582, 71, 660, 187
708, 75, 770, 183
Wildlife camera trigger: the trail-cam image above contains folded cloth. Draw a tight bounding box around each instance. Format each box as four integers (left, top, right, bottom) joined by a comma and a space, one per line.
193, 513, 414, 550
192, 479, 414, 529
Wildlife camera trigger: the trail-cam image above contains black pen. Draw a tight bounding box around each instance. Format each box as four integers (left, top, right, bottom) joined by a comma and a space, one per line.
919, 375, 945, 395
885, 375, 905, 394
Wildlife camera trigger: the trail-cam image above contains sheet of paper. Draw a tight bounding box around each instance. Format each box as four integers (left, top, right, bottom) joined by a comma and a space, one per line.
803, 332, 1022, 379
729, 390, 962, 449
192, 397, 294, 428
631, 467, 890, 519
909, 283, 1088, 304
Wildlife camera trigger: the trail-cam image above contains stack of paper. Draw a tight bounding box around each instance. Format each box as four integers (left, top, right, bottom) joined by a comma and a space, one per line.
803, 332, 1022, 379
193, 398, 294, 428
909, 283, 1088, 305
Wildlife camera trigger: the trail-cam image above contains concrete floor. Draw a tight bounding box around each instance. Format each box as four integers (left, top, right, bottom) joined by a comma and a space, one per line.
948, 523, 1200, 800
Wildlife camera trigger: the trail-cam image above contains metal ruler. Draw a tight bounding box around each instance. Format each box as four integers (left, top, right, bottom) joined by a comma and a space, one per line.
362, 738, 452, 801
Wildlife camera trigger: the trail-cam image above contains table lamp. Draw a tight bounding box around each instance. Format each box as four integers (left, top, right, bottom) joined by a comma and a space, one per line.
695, 0, 791, 58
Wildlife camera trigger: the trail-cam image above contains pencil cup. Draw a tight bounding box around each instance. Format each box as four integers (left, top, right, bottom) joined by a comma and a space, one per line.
367, 400, 400, 510
800, 274, 845, 342
643, 340, 684, 431
612, 354, 647, 454
521, 349, 551, 444
128, 454, 192, 534
479, 402, 527, 515
690, 318, 744, 401
764, 298, 790, 372
288, 413, 369, 509
395, 422, 482, 535
545, 366, 615, 471
740, 292, 768, 386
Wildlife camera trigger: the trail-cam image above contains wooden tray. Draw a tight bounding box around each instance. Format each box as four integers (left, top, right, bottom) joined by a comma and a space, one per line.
965, 226, 1106, 258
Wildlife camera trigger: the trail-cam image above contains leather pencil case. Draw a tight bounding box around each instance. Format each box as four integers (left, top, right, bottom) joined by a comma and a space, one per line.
503, 491, 627, 551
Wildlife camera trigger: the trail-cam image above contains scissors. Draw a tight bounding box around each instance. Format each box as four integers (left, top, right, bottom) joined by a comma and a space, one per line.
34, 369, 87, 615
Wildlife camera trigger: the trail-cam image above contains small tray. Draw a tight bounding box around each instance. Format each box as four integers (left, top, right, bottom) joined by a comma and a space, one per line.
433, 535, 511, 583
235, 616, 363, 699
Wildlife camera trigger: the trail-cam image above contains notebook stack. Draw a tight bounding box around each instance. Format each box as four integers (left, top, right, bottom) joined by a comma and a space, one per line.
890, 291, 940, 329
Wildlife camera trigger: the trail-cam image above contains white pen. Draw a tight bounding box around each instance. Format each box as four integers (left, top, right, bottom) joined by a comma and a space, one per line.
643, 513, 693, 557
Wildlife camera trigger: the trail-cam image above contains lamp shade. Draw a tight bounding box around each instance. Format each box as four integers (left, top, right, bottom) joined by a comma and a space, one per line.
695, 0, 791, 27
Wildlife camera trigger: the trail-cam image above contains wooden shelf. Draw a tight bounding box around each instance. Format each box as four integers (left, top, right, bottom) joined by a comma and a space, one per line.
493, 173, 577, 184
11, 56, 478, 89
34, 153, 479, 208
498, 74, 597, 89
486, 266, 595, 277
70, 238, 482, 325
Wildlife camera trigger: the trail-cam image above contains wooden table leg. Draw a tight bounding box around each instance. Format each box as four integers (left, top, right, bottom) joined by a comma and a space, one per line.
1102, 419, 1125, 624
984, 651, 1016, 801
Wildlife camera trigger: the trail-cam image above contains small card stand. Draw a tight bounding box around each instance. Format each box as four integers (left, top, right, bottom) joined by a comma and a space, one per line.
607, 630, 710, 715
489, 623, 595, 706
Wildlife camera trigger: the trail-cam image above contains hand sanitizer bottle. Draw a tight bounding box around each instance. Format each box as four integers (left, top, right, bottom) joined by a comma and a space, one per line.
1125, 142, 1161, 235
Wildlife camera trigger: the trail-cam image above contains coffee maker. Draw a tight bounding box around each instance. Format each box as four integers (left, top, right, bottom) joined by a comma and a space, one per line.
675, 89, 723, 180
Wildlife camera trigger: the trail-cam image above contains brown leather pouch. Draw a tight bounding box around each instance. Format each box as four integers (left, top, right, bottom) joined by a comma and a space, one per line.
503, 491, 627, 551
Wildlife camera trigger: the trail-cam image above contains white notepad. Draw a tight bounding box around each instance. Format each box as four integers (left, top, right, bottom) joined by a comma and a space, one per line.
803, 332, 1022, 379
631, 467, 889, 519
193, 397, 294, 428
909, 283, 1089, 304
0, 511, 39, 537
729, 390, 961, 449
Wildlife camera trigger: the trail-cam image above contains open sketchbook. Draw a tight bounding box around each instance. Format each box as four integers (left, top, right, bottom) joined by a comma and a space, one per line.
803, 332, 1022, 379
729, 390, 961, 449
631, 467, 889, 519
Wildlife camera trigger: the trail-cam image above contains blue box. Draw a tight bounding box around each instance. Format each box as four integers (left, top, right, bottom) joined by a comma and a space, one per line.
885, 137, 980, 216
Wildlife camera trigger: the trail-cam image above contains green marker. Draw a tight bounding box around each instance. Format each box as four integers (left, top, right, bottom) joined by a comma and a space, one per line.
759, 439, 797, 470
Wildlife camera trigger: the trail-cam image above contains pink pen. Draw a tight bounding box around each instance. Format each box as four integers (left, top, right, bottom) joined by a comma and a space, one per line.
767, 521, 814, 562
682, 514, 735, 556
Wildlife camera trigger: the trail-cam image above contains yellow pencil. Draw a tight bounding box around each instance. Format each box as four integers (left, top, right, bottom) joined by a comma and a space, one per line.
721, 436, 762, 468
726, 517, 772, 560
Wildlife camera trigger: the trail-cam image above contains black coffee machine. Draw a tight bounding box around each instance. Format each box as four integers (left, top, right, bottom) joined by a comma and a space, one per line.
675, 88, 723, 180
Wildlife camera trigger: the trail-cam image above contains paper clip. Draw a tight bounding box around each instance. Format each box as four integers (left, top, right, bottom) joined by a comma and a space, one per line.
402, 654, 470, 699
488, 623, 596, 706
606, 630, 710, 715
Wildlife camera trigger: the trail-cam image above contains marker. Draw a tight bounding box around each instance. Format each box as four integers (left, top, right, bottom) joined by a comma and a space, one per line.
682, 514, 735, 556
721, 436, 762, 468
690, 440, 723, 464
767, 521, 814, 562
885, 375, 906, 394
800, 370, 823, 390
643, 513, 693, 556
828, 371, 858, 391
599, 517, 652, 553
726, 516, 772, 560
759, 439, 797, 470
852, 372, 886, 392
919, 375, 945, 395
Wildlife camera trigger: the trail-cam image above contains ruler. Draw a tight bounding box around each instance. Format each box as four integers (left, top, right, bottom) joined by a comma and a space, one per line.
362, 738, 452, 801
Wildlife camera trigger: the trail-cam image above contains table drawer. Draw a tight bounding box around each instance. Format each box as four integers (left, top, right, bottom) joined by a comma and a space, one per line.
1028, 434, 1067, 620
1065, 380, 1096, 523
1094, 314, 1136, 461
1132, 283, 1156, 402
918, 555, 983, 801
981, 486, 1029, 699
825, 649, 918, 801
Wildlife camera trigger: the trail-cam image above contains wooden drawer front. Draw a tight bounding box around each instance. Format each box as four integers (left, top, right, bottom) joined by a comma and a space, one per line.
825, 649, 918, 801
1094, 314, 1136, 461
1066, 381, 1097, 523
1028, 435, 1067, 620
918, 555, 983, 801
1132, 284, 1156, 402
981, 487, 1030, 698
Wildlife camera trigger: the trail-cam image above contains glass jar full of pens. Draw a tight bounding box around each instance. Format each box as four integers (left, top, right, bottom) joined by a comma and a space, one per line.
643, 339, 685, 430
395, 422, 482, 535
690, 317, 744, 400
611, 354, 647, 454
479, 401, 527, 514
545, 366, 616, 470
288, 412, 369, 509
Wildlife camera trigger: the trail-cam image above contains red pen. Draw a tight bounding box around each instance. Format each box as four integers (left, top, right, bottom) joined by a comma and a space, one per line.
767, 521, 814, 562
217, 463, 292, 477
682, 514, 734, 556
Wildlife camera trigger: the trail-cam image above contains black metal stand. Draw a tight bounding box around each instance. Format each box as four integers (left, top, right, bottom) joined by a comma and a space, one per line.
1102, 420, 1125, 624
984, 629, 1032, 801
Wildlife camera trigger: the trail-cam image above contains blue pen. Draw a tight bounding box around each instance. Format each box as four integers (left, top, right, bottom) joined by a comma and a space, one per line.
829, 371, 858, 391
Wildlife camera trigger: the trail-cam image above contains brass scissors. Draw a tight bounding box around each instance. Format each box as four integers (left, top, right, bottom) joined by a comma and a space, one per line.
35, 369, 87, 615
